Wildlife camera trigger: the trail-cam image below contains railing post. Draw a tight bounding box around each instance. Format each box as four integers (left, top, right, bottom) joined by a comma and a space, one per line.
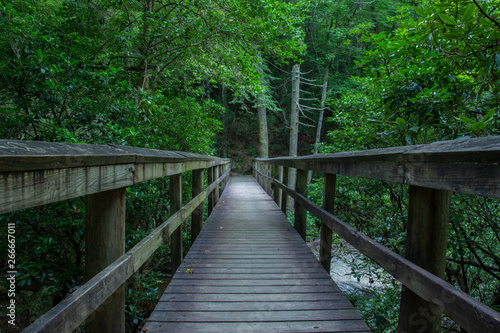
208, 166, 214, 215
294, 168, 308, 240
398, 185, 450, 333
85, 188, 126, 333
320, 173, 336, 272
267, 165, 273, 197
170, 174, 183, 273
191, 169, 204, 244
214, 165, 220, 203
281, 166, 289, 214
273, 165, 282, 207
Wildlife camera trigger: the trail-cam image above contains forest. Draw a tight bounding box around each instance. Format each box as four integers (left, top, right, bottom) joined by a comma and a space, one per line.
1, 0, 500, 331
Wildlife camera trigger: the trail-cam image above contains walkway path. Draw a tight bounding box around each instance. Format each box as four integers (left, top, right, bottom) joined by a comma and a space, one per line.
144, 175, 370, 332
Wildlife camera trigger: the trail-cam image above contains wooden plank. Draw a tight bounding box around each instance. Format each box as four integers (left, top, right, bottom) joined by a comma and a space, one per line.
144, 321, 371, 333
168, 279, 334, 286
148, 309, 362, 322
157, 293, 345, 302
155, 300, 354, 311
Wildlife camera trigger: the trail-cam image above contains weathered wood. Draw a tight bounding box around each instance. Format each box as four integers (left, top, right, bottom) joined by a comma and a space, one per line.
398, 186, 450, 333
0, 139, 229, 215
294, 169, 308, 240
85, 188, 126, 333
170, 174, 183, 273
207, 167, 215, 215
191, 169, 204, 244
273, 165, 282, 207
320, 173, 336, 272
264, 173, 500, 333
0, 140, 229, 172
144, 322, 371, 333
0, 164, 134, 215
214, 166, 220, 203
23, 255, 134, 333
255, 136, 500, 198
281, 166, 289, 214
145, 175, 369, 332
23, 168, 231, 333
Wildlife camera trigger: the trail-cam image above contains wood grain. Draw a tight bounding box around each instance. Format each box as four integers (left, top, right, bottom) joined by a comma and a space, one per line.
255, 136, 500, 198
145, 175, 369, 332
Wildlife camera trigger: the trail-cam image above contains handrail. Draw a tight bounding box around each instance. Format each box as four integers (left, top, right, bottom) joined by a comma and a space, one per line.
253, 136, 500, 333
0, 140, 231, 333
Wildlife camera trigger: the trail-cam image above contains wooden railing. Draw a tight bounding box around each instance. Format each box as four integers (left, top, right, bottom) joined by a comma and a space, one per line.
254, 136, 500, 333
0, 140, 230, 333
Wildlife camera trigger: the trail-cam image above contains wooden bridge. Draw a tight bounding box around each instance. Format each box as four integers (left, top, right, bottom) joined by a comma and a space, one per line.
1, 137, 500, 332
145, 175, 369, 332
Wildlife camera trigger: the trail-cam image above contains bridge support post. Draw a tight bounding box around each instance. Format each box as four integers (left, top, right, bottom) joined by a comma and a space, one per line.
398, 185, 450, 333
214, 165, 220, 203
320, 173, 336, 272
281, 166, 289, 214
85, 188, 126, 333
208, 167, 214, 215
273, 165, 282, 208
170, 174, 183, 273
294, 168, 308, 240
191, 169, 204, 244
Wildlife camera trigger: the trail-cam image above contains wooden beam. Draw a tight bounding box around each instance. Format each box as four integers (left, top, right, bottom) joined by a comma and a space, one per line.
294, 169, 308, 240
170, 174, 183, 273
85, 188, 126, 333
214, 166, 220, 204
398, 186, 450, 333
281, 167, 289, 215
191, 169, 204, 244
273, 165, 282, 207
320, 173, 336, 272
208, 167, 214, 215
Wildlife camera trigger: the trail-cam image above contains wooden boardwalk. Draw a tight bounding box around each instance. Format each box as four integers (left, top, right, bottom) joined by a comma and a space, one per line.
145, 175, 370, 332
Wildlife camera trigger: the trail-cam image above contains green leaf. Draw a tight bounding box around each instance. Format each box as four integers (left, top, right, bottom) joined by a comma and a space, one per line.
395, 117, 406, 126
495, 54, 500, 71
415, 7, 426, 17
462, 4, 476, 22
439, 14, 457, 25
459, 115, 476, 125
482, 109, 496, 122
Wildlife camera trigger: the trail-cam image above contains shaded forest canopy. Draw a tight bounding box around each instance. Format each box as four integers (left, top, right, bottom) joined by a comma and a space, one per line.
1, 0, 500, 332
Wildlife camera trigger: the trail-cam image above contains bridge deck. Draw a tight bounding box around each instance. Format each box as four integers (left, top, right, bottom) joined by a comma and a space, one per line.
144, 175, 370, 332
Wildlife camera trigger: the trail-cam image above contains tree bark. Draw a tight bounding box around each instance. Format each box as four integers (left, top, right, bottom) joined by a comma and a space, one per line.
288, 63, 300, 210
222, 85, 229, 158
308, 61, 330, 183
257, 94, 269, 158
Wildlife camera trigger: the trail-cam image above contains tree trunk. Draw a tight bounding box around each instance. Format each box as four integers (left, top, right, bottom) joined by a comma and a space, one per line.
308, 62, 330, 183
257, 94, 269, 158
288, 63, 300, 210
222, 85, 229, 158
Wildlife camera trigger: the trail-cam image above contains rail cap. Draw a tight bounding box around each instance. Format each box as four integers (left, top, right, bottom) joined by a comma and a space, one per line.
255, 136, 500, 165
0, 140, 228, 172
